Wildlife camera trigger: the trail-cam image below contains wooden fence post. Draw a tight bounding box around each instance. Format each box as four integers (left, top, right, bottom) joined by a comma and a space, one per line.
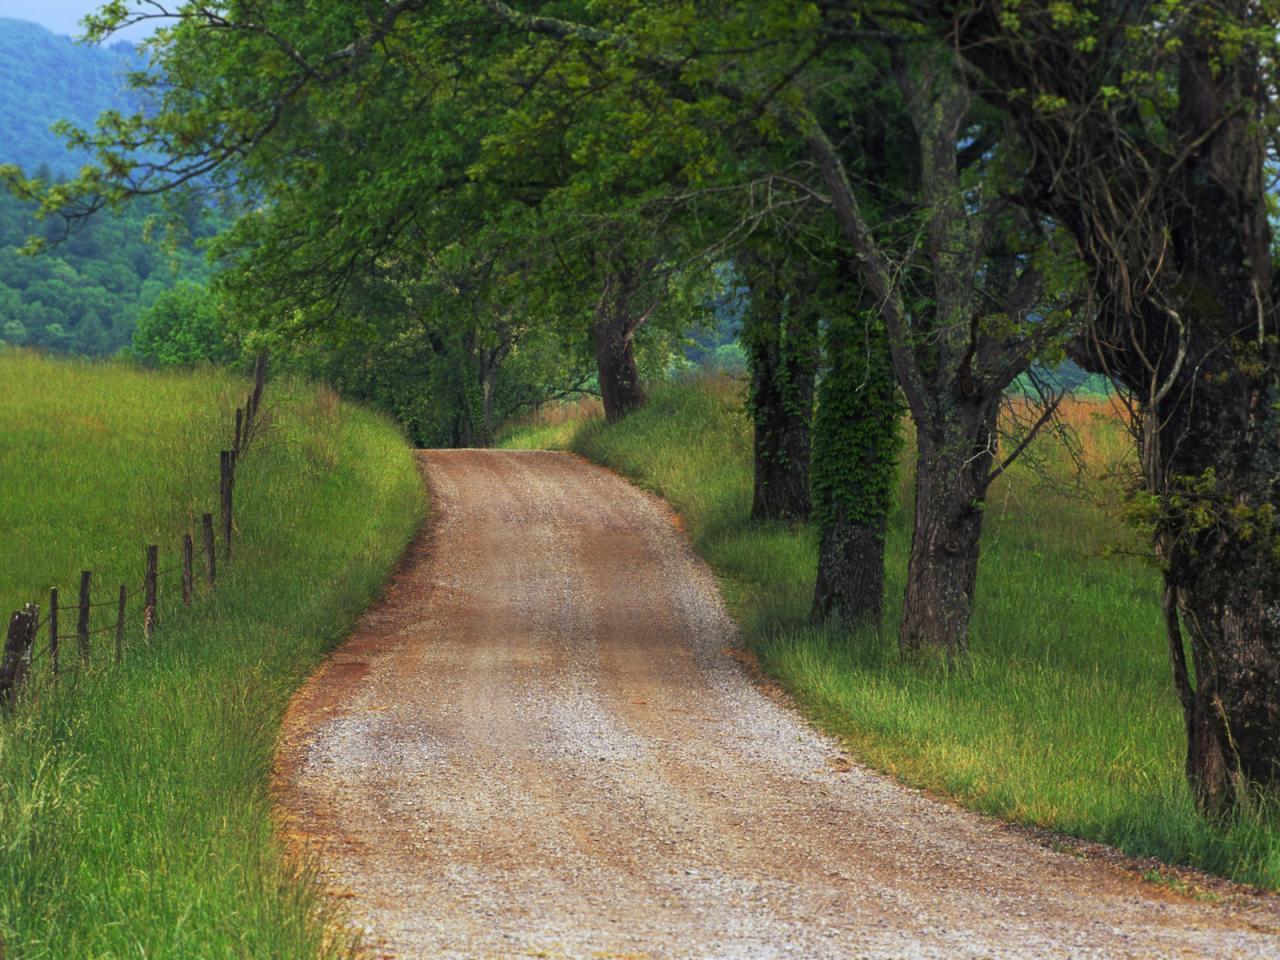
201, 513, 216, 587
182, 534, 194, 605
144, 545, 158, 638
220, 451, 233, 563
48, 586, 58, 676
77, 570, 91, 665
115, 584, 126, 664
0, 605, 38, 709
234, 407, 243, 457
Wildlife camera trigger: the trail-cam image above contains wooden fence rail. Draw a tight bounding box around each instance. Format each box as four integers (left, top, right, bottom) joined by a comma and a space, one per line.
0, 354, 269, 712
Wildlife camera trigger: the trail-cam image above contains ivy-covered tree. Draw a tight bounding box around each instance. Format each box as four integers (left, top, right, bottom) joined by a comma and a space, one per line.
739, 248, 819, 522
822, 48, 1077, 656
810, 302, 902, 626
468, 4, 1080, 656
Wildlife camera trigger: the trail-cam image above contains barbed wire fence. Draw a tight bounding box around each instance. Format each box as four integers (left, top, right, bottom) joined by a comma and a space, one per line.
0, 353, 270, 710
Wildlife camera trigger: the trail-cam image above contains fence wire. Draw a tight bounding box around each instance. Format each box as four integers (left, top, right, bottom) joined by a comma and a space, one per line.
3, 358, 267, 702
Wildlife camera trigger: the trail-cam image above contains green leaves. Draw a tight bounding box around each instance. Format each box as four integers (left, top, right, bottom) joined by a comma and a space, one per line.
131, 282, 240, 367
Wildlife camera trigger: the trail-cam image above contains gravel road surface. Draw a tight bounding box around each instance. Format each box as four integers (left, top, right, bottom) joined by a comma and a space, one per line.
274, 449, 1280, 959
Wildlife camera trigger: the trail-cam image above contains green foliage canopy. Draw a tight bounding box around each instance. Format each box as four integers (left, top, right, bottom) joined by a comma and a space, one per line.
131, 281, 239, 366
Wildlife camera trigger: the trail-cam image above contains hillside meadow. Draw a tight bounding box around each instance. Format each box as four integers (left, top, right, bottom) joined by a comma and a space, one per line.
0, 349, 424, 957
501, 376, 1280, 891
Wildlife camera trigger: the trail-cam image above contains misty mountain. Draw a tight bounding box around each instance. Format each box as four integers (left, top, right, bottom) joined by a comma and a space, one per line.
0, 17, 144, 176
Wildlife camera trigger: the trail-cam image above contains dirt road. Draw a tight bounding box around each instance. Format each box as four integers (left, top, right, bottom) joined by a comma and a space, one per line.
275, 449, 1280, 959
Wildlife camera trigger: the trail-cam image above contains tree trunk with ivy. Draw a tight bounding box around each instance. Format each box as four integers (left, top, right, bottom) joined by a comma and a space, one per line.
743, 261, 819, 522
811, 310, 902, 625
806, 50, 1063, 656
947, 0, 1280, 814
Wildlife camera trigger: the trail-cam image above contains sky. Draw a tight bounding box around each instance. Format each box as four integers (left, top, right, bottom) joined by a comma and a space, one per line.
0, 1, 157, 43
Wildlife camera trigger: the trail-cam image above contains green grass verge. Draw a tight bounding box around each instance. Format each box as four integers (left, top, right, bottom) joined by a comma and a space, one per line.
500, 375, 1280, 890
0, 350, 425, 957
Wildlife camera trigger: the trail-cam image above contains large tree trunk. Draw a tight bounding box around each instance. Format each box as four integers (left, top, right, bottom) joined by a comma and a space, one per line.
1154, 28, 1280, 812
813, 509, 889, 625
803, 57, 1046, 654
811, 309, 901, 625
593, 269, 652, 424
449, 329, 483, 448
748, 365, 814, 521
743, 267, 818, 522
593, 308, 645, 424
900, 400, 998, 656
1134, 266, 1280, 813
1148, 277, 1280, 812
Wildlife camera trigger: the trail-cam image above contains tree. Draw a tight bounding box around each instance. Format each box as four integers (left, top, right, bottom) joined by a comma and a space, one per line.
740, 247, 819, 521
132, 282, 239, 366
25, 2, 1059, 652
810, 297, 902, 626
0, 174, 217, 357
51, 1, 711, 429
0, 318, 26, 345
471, 3, 1080, 656
27, 0, 1277, 816
932, 0, 1280, 811
795, 42, 1077, 654
585, 248, 662, 424
73, 310, 111, 356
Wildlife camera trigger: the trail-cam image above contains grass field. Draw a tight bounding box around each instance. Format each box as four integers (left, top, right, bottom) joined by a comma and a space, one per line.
0, 349, 425, 957
501, 375, 1280, 890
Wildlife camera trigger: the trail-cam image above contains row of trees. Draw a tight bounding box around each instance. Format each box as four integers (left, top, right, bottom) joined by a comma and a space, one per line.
15, 0, 1279, 817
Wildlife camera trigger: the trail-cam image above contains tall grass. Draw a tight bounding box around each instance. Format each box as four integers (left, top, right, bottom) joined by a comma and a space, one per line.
501, 375, 1280, 889
0, 349, 425, 957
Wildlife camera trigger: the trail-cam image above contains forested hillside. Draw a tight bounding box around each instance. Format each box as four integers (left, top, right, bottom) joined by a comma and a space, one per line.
0, 19, 218, 356
0, 187, 217, 355
0, 18, 141, 176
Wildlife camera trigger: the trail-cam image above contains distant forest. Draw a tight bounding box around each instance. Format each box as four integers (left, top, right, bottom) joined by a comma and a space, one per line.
0, 185, 219, 356
0, 18, 215, 356
0, 17, 142, 177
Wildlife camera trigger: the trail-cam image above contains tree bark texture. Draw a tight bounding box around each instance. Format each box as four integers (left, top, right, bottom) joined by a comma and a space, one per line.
804, 54, 1046, 656
593, 306, 646, 425
900, 400, 998, 656
813, 508, 889, 625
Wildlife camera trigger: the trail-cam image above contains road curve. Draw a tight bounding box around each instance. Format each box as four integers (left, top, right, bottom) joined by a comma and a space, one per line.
275, 449, 1279, 959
